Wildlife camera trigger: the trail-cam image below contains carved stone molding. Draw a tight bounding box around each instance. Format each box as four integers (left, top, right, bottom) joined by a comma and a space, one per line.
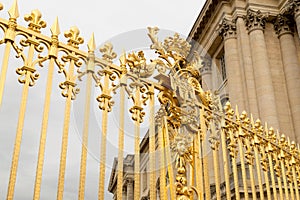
218, 18, 237, 40
274, 14, 294, 36
244, 9, 267, 33
282, 0, 300, 17
126, 178, 134, 186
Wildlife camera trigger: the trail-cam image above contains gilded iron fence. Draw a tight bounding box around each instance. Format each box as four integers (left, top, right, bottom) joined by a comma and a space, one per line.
0, 1, 299, 200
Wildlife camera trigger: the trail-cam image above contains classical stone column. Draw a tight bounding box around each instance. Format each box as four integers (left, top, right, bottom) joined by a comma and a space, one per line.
126, 178, 134, 200
236, 17, 259, 117
244, 9, 279, 129
274, 14, 300, 141
200, 55, 212, 90
219, 18, 246, 110
122, 186, 127, 200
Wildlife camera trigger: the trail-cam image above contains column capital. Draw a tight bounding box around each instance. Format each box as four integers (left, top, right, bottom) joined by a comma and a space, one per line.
200, 55, 212, 74
244, 9, 267, 33
218, 18, 237, 41
126, 178, 134, 185
274, 14, 294, 37
282, 0, 300, 18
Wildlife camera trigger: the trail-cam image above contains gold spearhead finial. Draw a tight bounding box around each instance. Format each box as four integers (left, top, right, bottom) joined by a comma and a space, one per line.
235, 105, 240, 121
87, 33, 96, 52
8, 0, 19, 19
50, 17, 60, 36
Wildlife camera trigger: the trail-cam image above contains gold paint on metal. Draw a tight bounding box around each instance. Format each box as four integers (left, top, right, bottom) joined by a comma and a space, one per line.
98, 73, 109, 200
7, 72, 31, 200
149, 85, 156, 200
33, 18, 60, 199
194, 127, 204, 200
116, 77, 126, 200
224, 102, 240, 200
163, 116, 176, 200
220, 129, 231, 200
57, 26, 83, 200
78, 33, 95, 200
0, 6, 299, 199
0, 0, 19, 107
158, 124, 167, 200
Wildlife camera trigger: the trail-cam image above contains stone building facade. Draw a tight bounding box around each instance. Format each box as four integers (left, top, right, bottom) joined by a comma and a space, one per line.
189, 0, 300, 143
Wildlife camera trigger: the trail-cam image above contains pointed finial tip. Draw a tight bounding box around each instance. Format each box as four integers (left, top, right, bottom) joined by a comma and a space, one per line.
8, 0, 19, 19
87, 32, 96, 52
50, 17, 60, 36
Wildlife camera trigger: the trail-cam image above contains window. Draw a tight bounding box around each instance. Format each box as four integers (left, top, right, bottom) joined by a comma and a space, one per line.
219, 54, 226, 81
143, 168, 147, 191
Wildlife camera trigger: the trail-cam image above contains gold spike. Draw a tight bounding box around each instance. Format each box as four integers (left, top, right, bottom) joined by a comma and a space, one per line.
264, 122, 268, 135
8, 0, 19, 19
50, 17, 60, 36
235, 105, 240, 120
287, 136, 291, 146
87, 33, 96, 52
250, 114, 255, 127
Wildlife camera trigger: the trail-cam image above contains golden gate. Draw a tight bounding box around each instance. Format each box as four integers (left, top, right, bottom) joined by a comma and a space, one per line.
0, 1, 299, 200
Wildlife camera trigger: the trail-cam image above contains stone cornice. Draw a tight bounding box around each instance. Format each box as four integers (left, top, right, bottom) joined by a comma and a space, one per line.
218, 17, 237, 40
244, 9, 268, 33
274, 14, 294, 36
189, 0, 230, 41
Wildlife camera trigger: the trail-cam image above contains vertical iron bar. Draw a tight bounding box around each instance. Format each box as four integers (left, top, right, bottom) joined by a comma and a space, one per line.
7, 34, 36, 199
237, 138, 249, 200
57, 55, 76, 200
159, 124, 167, 200
220, 128, 231, 200
292, 166, 300, 200
98, 73, 109, 200
7, 72, 31, 200
116, 79, 125, 200
0, 42, 12, 107
268, 154, 278, 200
163, 116, 176, 200
254, 146, 264, 199
213, 148, 221, 200
149, 85, 156, 200
33, 57, 55, 200
78, 71, 93, 200
194, 130, 204, 200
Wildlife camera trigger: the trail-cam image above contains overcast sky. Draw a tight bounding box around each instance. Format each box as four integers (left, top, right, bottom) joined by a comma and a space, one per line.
0, 0, 205, 199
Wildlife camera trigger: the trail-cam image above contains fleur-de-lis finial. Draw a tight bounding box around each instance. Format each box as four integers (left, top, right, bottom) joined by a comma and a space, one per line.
64, 26, 84, 48
100, 42, 117, 63
24, 9, 47, 33
8, 0, 19, 19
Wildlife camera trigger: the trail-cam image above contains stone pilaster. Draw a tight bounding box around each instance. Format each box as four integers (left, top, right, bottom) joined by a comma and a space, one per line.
219, 17, 246, 111
126, 178, 134, 200
274, 14, 300, 141
244, 9, 280, 129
